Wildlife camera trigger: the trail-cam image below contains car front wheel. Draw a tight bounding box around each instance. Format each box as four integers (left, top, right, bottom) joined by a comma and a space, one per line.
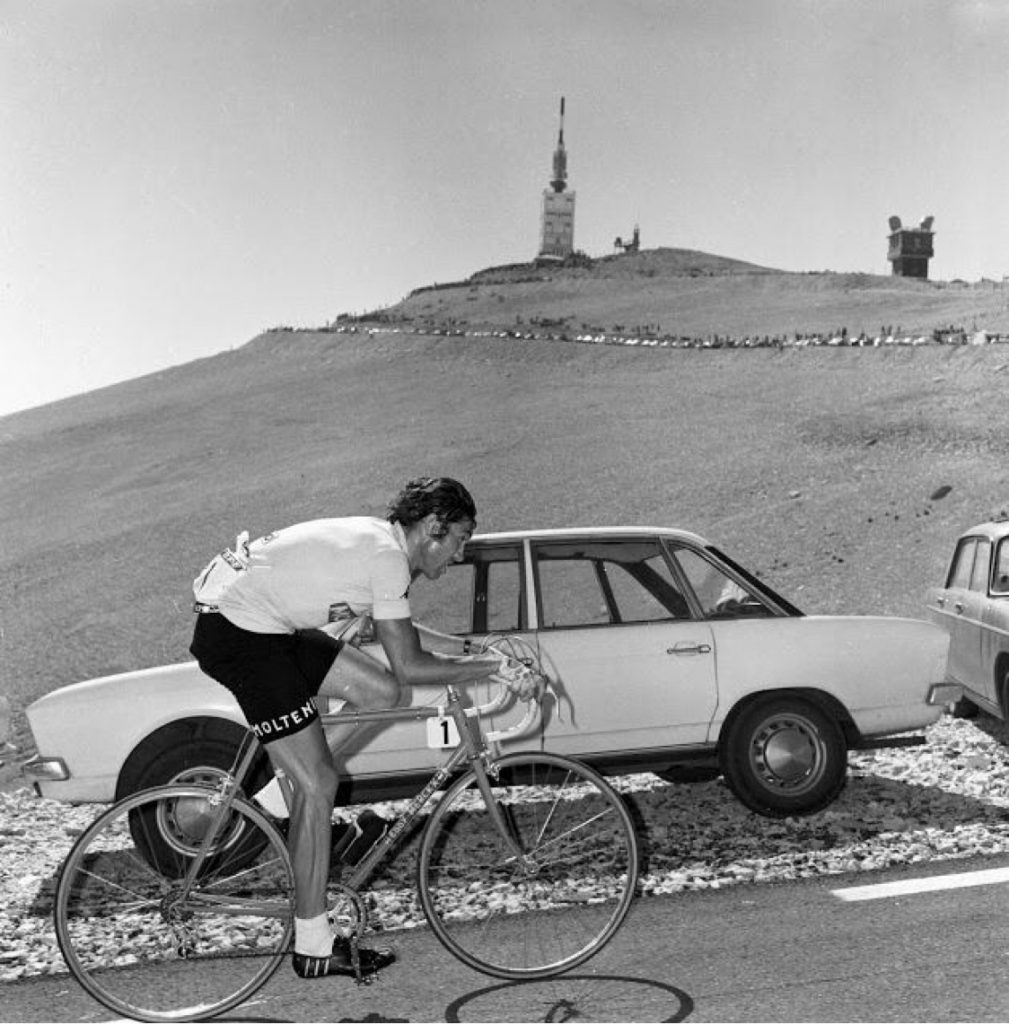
720, 696, 847, 817
117, 719, 275, 877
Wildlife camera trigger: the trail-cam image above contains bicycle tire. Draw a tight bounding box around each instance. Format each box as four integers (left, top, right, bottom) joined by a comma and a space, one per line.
417, 752, 639, 979
54, 784, 294, 1023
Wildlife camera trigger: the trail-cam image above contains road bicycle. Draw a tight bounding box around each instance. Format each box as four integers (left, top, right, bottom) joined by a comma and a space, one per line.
53, 636, 640, 1023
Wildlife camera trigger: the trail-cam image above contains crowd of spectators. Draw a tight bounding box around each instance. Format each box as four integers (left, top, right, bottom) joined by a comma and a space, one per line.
328, 316, 1006, 351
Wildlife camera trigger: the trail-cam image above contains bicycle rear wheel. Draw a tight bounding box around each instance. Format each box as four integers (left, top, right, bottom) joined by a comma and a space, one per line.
417, 752, 638, 979
54, 784, 294, 1023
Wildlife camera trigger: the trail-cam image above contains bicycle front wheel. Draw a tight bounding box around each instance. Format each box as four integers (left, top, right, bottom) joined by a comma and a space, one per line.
54, 784, 294, 1023
417, 752, 638, 979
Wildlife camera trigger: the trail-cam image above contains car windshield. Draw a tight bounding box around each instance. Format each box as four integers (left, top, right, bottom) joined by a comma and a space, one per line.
700, 545, 802, 616
670, 546, 775, 619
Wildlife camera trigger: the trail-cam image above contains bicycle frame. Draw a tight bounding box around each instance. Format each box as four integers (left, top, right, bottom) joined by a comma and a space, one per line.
341, 683, 525, 890
174, 679, 534, 904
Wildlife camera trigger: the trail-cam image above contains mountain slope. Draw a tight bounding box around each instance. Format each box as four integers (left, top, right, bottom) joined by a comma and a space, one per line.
3, 248, 1009, 760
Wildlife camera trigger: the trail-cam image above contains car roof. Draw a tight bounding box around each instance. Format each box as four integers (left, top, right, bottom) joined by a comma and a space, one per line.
469, 525, 711, 546
958, 514, 1009, 542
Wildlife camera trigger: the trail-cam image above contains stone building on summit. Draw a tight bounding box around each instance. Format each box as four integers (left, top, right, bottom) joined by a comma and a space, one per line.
887, 215, 935, 279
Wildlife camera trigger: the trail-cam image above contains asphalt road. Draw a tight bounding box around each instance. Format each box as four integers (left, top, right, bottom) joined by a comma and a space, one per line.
6, 855, 1009, 1023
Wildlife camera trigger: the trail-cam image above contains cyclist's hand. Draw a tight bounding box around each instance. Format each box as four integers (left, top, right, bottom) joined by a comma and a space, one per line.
493, 659, 545, 701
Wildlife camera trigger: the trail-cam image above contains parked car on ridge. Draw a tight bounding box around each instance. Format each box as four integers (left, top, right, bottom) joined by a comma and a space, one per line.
23, 525, 956, 820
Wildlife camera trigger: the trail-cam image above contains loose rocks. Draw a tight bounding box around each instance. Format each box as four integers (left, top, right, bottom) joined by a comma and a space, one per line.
3, 715, 1009, 983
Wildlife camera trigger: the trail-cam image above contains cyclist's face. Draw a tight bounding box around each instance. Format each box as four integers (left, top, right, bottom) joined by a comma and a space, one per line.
417, 516, 473, 580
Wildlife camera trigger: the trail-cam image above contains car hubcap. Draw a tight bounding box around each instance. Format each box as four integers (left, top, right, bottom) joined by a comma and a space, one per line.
157, 767, 243, 855
750, 714, 825, 792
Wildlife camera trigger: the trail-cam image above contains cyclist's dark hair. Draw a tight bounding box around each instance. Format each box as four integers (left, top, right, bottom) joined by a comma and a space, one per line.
387, 477, 477, 536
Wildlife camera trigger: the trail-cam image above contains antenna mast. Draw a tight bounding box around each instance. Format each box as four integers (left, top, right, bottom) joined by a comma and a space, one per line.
550, 96, 567, 193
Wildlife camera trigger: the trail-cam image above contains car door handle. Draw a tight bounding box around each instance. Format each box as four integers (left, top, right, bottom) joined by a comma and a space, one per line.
936, 596, 946, 607
954, 601, 964, 613
668, 642, 712, 656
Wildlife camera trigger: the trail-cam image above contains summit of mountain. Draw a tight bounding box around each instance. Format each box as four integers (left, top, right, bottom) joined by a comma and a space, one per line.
355, 246, 1009, 340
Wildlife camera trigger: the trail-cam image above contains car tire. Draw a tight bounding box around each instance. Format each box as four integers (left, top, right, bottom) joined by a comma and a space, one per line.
720, 696, 847, 817
117, 719, 275, 877
999, 669, 1009, 721
117, 718, 274, 798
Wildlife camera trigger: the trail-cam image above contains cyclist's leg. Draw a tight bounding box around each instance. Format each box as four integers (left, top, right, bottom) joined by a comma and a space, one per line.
260, 722, 339, 921
257, 724, 396, 978
316, 643, 402, 756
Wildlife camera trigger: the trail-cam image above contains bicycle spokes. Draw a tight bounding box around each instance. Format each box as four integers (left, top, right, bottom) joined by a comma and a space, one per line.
418, 753, 638, 979
54, 786, 294, 1023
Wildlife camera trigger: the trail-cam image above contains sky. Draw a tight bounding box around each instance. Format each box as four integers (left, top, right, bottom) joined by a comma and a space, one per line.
3, 0, 1009, 416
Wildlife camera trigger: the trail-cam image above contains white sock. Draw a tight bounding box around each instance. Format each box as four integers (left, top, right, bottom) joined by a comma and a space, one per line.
294, 913, 334, 957
252, 777, 290, 819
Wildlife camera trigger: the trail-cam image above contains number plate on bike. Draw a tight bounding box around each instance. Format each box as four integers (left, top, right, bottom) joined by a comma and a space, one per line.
427, 714, 460, 749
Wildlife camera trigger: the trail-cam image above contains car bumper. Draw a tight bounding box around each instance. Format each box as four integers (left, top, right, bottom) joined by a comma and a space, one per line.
927, 682, 964, 706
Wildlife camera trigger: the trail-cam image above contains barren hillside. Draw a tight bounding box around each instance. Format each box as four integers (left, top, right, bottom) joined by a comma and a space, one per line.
3, 248, 1009, 767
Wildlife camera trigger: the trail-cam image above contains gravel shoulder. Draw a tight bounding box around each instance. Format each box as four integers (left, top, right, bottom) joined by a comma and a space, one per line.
4, 713, 1009, 984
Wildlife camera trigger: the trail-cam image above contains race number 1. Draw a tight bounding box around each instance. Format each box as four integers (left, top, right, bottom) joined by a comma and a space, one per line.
426, 713, 460, 749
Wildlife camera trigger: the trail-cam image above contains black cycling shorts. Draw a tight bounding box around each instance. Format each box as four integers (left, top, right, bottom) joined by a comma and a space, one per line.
190, 612, 342, 743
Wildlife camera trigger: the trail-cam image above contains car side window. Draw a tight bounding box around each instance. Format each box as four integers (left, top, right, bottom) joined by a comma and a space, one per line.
408, 544, 523, 635
970, 539, 992, 593
533, 539, 690, 629
994, 540, 1009, 596
484, 557, 523, 632
947, 539, 977, 590
672, 546, 773, 618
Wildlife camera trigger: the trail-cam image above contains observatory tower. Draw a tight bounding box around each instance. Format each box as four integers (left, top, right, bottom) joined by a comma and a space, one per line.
887, 215, 935, 279
537, 98, 576, 261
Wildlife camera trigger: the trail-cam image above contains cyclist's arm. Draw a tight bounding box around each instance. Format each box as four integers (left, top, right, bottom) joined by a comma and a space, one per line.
375, 617, 499, 686
414, 621, 472, 656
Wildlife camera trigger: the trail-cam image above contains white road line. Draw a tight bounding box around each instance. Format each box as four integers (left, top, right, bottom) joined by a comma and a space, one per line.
833, 866, 1009, 902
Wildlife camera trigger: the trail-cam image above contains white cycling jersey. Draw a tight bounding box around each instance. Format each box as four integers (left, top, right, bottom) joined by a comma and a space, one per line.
212, 517, 412, 634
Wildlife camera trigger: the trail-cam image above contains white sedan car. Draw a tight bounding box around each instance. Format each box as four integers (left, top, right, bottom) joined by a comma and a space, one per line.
23, 526, 956, 818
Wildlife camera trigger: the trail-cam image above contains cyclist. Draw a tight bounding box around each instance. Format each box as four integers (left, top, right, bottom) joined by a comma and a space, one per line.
189, 477, 540, 980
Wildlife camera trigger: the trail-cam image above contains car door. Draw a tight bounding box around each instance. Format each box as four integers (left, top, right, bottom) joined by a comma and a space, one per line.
981, 536, 1009, 709
933, 537, 983, 692
963, 538, 993, 699
529, 536, 718, 758
664, 541, 786, 737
